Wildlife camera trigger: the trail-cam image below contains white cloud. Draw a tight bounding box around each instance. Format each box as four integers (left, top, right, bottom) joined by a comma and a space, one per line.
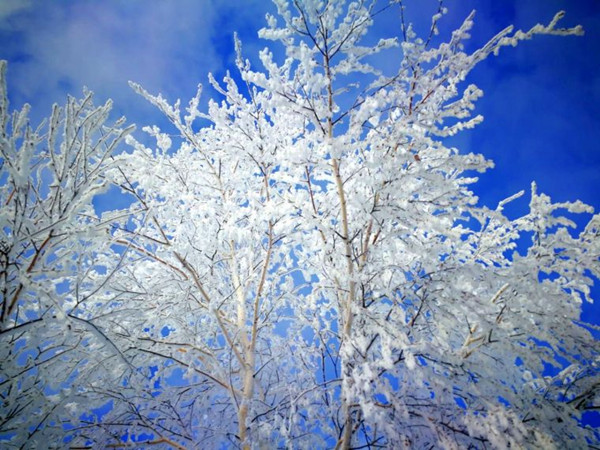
2, 1, 268, 126
0, 0, 32, 27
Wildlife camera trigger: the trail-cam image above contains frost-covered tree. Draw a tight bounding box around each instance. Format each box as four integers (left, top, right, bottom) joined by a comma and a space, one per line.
0, 60, 135, 446
239, 2, 599, 448
2, 1, 600, 449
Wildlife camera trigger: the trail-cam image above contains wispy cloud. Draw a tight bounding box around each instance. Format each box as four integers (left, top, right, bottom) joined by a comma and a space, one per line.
0, 1, 271, 125
0, 0, 32, 26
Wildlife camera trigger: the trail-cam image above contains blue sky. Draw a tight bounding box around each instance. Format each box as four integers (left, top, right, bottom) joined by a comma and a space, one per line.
1, 1, 598, 322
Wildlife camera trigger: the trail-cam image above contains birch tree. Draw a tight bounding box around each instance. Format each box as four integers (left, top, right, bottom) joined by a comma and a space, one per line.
240, 1, 600, 448
2, 1, 599, 449
0, 60, 135, 447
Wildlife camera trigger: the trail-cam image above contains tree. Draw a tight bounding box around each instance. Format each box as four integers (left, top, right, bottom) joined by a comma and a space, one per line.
0, 60, 135, 446
2, 1, 599, 448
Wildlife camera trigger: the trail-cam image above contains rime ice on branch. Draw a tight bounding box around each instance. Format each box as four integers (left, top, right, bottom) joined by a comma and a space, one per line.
0, 60, 135, 447
1, 1, 598, 449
